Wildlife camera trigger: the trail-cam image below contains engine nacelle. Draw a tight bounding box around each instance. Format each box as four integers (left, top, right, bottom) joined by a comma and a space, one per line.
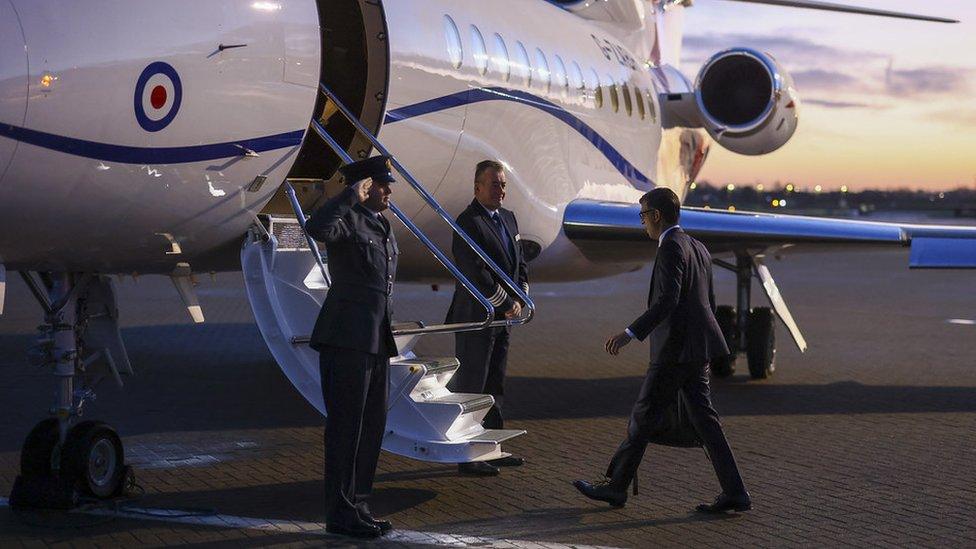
694, 48, 799, 156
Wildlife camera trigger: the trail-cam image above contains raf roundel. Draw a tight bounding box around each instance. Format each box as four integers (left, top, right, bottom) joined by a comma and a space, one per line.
134, 62, 182, 132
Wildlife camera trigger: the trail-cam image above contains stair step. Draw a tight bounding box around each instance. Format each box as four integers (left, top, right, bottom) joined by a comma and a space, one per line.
464, 429, 526, 444
423, 393, 494, 414
395, 356, 460, 376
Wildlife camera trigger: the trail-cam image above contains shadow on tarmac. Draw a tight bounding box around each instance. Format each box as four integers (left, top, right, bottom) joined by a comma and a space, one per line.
505, 376, 976, 419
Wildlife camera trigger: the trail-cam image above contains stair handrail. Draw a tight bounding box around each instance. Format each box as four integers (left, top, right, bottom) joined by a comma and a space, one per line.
296, 106, 521, 335
314, 84, 536, 335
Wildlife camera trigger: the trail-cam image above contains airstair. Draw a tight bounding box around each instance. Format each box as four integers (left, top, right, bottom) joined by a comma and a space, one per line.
241, 85, 535, 463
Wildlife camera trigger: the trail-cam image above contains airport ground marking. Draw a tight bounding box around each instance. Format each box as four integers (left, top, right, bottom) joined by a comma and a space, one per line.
0, 497, 618, 549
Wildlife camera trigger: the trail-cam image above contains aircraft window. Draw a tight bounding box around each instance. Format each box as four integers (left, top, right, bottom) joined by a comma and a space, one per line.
470, 25, 488, 75
622, 83, 633, 116
570, 61, 584, 91
513, 41, 531, 86
553, 55, 568, 98
636, 87, 646, 119
608, 76, 619, 113
589, 69, 602, 108
492, 34, 511, 81
646, 88, 657, 122
444, 15, 463, 69
534, 48, 551, 93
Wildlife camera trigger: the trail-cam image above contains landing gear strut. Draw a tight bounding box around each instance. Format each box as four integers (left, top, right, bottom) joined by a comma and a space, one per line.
10, 273, 131, 509
713, 254, 777, 380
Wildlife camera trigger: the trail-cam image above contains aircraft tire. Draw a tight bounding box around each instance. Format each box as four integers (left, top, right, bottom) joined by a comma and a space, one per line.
713, 305, 738, 377
747, 307, 776, 379
61, 421, 126, 498
20, 418, 60, 477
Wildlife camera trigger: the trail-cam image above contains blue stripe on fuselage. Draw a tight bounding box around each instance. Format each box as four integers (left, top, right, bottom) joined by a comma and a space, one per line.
0, 87, 651, 189
385, 87, 652, 190
0, 123, 304, 164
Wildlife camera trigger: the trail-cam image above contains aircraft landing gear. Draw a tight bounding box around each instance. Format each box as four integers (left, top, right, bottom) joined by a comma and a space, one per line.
712, 254, 777, 380
10, 273, 132, 509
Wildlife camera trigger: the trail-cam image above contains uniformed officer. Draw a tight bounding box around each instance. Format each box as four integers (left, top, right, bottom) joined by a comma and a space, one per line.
445, 160, 529, 477
305, 156, 399, 539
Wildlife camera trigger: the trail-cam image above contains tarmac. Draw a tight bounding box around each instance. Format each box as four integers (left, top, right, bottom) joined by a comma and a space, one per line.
1, 247, 975, 547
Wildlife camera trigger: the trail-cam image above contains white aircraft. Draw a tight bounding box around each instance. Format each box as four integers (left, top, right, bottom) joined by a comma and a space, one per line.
1, 0, 972, 504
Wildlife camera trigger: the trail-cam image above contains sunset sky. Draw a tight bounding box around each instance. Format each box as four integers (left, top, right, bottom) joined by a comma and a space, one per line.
681, 0, 975, 191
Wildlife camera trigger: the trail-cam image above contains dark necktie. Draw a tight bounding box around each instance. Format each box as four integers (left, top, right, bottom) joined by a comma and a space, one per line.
492, 212, 514, 261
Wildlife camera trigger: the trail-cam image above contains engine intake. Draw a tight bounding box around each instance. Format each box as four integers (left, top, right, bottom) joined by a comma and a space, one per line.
694, 48, 799, 156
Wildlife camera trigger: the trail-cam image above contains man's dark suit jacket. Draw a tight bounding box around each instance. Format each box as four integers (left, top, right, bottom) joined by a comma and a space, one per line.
628, 227, 729, 365
445, 199, 528, 328
304, 186, 399, 357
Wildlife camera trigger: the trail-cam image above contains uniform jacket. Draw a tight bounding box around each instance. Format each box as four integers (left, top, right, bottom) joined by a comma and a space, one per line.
305, 186, 398, 357
445, 199, 529, 330
628, 228, 729, 365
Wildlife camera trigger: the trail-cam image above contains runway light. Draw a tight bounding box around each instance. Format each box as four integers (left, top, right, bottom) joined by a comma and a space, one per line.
785, 183, 795, 192
780, 199, 787, 207
726, 183, 735, 192
728, 205, 736, 212
841, 185, 849, 193
772, 199, 780, 207
939, 192, 945, 199
814, 185, 823, 193
689, 182, 697, 190
703, 205, 712, 210
756, 184, 764, 192
40, 74, 56, 87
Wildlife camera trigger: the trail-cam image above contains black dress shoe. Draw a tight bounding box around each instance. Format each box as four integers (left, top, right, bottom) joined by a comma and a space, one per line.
458, 461, 500, 476
326, 517, 382, 539
573, 479, 627, 508
488, 455, 524, 467
359, 514, 393, 535
695, 492, 752, 514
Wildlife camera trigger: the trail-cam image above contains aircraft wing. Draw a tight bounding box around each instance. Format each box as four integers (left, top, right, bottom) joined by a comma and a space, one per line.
563, 199, 976, 268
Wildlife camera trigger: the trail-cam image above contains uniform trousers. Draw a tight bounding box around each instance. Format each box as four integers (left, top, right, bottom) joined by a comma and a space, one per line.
448, 327, 509, 429
606, 360, 746, 496
320, 346, 389, 522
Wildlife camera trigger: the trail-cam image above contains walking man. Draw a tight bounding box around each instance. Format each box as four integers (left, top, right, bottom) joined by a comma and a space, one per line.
446, 160, 529, 477
305, 156, 399, 538
573, 187, 751, 513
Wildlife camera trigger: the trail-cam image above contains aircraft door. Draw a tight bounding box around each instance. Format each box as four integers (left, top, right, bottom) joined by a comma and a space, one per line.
0, 0, 27, 184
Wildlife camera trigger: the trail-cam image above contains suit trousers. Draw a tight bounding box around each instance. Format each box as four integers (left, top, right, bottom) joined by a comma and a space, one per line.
606, 361, 746, 496
448, 327, 509, 429
320, 346, 389, 522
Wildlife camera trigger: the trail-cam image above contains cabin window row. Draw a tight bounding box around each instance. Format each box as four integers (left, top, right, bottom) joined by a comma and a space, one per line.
444, 15, 656, 122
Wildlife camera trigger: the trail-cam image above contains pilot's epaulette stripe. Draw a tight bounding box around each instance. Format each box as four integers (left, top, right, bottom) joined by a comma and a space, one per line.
489, 285, 506, 307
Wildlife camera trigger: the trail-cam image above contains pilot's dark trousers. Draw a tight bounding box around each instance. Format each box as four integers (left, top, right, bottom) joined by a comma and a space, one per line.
449, 327, 510, 429
606, 361, 746, 496
320, 345, 389, 523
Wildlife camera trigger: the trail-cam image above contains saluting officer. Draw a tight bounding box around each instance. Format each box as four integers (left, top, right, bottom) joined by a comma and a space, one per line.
445, 160, 529, 477
305, 156, 399, 539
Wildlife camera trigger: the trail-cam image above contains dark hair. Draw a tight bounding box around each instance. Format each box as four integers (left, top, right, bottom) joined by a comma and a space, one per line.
475, 159, 504, 181
639, 187, 681, 225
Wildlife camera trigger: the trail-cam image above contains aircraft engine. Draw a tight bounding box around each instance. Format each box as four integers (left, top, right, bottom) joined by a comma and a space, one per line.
694, 48, 799, 156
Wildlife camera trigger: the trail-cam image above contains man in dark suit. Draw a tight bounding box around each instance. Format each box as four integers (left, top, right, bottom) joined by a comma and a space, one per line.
445, 160, 529, 477
305, 156, 399, 539
573, 187, 751, 513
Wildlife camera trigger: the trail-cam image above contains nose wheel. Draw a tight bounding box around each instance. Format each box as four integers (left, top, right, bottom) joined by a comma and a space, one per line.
61, 421, 127, 499
10, 272, 131, 509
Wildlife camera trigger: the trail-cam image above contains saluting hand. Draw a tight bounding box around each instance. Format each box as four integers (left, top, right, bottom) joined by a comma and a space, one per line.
605, 331, 632, 356
352, 178, 372, 203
